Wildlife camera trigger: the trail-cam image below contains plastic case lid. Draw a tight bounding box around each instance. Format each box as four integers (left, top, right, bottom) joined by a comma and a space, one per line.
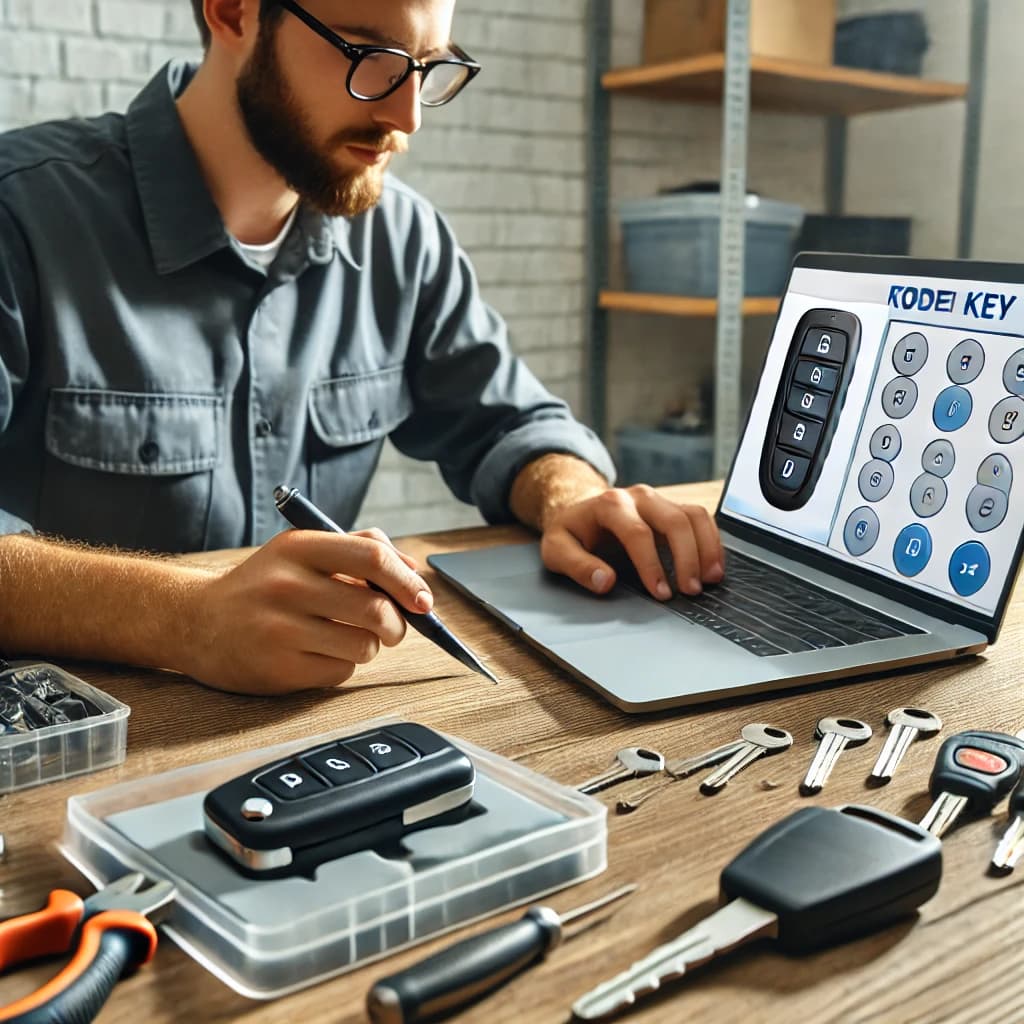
61, 715, 607, 1000
618, 192, 805, 227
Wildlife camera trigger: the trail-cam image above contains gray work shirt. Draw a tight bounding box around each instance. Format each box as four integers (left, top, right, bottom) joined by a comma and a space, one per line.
0, 62, 614, 552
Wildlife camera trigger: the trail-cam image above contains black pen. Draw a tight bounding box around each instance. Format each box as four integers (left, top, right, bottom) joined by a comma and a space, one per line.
273, 485, 499, 684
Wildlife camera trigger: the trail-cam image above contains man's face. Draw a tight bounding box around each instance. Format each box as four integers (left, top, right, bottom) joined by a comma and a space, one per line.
237, 0, 456, 217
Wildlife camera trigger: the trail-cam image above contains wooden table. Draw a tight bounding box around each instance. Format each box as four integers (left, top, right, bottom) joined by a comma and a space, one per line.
2, 481, 1023, 1023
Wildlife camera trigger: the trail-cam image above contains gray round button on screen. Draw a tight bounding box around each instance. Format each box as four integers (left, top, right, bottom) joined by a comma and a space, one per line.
988, 396, 1024, 443
966, 484, 1008, 532
921, 439, 955, 478
1003, 349, 1024, 396
858, 459, 895, 501
892, 332, 928, 376
947, 339, 984, 384
844, 506, 880, 555
870, 424, 902, 462
977, 454, 1012, 494
881, 377, 918, 419
909, 473, 947, 518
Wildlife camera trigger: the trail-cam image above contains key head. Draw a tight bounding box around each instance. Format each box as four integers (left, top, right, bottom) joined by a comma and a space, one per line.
886, 707, 942, 734
720, 805, 942, 953
816, 717, 872, 745
614, 747, 666, 773
741, 723, 794, 752
928, 730, 1024, 810
203, 723, 475, 878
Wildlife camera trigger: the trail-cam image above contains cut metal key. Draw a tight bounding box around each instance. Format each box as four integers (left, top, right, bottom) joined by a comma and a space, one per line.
571, 804, 942, 1021
869, 707, 942, 783
800, 717, 872, 795
919, 729, 1024, 838
616, 733, 748, 813
699, 724, 792, 794
577, 747, 665, 795
992, 733, 1024, 870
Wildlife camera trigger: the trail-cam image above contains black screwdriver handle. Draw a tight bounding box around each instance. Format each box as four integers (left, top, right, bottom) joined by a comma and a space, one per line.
928, 730, 1024, 810
366, 907, 561, 1024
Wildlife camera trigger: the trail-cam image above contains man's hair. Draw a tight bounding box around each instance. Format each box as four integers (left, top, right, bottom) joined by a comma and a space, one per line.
190, 0, 283, 51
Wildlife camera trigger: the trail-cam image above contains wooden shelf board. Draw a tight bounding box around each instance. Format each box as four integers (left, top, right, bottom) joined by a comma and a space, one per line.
602, 54, 967, 115
600, 291, 780, 317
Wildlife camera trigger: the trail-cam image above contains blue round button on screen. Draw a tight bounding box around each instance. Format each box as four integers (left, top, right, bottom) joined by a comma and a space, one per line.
893, 524, 933, 577
948, 541, 991, 597
932, 385, 973, 432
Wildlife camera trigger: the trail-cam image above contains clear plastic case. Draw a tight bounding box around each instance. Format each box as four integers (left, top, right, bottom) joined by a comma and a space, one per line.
61, 715, 607, 1000
0, 661, 130, 792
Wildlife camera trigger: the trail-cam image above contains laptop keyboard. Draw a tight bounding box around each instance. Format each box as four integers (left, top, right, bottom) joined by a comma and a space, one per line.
613, 545, 922, 658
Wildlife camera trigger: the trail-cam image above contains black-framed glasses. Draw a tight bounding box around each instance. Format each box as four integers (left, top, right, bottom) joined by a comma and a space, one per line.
275, 0, 481, 107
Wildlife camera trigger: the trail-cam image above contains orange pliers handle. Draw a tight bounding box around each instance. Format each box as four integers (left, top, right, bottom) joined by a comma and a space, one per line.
0, 889, 156, 1023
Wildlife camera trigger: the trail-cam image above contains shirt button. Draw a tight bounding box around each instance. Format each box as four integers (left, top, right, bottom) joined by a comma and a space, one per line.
138, 440, 160, 464
255, 418, 273, 438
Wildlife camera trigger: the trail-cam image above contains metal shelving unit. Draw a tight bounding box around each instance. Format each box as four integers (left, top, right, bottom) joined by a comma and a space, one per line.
586, 0, 988, 478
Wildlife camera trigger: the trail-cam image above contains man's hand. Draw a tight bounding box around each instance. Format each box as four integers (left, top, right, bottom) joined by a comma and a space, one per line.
540, 485, 724, 600
509, 454, 724, 601
183, 528, 434, 695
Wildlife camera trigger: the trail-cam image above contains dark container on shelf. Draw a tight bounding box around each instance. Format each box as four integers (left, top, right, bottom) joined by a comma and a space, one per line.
834, 12, 929, 76
797, 214, 912, 257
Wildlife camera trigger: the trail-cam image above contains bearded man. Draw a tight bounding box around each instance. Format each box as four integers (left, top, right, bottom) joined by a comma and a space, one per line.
0, 0, 723, 694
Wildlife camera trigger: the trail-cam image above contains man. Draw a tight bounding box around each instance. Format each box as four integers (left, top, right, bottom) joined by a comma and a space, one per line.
0, 0, 724, 695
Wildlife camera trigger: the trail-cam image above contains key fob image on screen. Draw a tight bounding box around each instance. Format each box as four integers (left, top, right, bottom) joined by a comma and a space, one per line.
760, 308, 862, 510
202, 722, 476, 879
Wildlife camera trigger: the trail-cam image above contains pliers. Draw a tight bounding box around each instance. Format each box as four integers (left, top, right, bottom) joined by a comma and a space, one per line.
0, 872, 175, 1023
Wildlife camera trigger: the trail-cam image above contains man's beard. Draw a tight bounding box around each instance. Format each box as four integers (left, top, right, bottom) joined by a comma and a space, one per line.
236, 24, 402, 218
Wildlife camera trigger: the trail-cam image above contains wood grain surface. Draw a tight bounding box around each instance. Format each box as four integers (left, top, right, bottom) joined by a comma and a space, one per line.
1, 482, 1022, 1024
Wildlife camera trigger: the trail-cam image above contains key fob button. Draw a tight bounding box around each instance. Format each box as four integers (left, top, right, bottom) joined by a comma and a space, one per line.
954, 747, 1008, 775
880, 376, 918, 419
256, 761, 329, 801
785, 385, 830, 421
777, 414, 822, 456
302, 745, 375, 785
892, 332, 929, 376
932, 385, 973, 432
770, 449, 810, 491
793, 359, 839, 393
948, 540, 991, 596
800, 327, 847, 362
345, 732, 418, 771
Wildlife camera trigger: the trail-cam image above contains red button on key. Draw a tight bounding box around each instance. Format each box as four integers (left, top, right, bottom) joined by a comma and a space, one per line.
954, 746, 1008, 775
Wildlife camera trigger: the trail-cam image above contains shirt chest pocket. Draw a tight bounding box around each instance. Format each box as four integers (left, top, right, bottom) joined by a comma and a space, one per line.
40, 388, 222, 552
306, 366, 412, 524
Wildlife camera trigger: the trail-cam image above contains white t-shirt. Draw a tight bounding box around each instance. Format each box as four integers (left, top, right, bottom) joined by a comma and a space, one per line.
235, 207, 298, 269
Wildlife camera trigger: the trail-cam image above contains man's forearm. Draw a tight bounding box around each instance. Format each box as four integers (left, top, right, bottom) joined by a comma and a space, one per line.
0, 533, 216, 672
509, 453, 609, 532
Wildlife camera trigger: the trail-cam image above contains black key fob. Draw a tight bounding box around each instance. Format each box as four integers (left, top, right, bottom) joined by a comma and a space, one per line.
928, 730, 1024, 810
760, 308, 862, 510
203, 722, 476, 878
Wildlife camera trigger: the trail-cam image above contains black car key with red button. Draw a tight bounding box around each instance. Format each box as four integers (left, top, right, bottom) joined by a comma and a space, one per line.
918, 729, 1024, 838
202, 723, 476, 878
759, 308, 862, 510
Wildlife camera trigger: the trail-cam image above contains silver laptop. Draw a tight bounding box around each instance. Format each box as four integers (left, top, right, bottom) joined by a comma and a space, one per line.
429, 253, 1024, 711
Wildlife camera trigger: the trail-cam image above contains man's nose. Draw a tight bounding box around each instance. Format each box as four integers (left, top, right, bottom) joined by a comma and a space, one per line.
370, 71, 422, 137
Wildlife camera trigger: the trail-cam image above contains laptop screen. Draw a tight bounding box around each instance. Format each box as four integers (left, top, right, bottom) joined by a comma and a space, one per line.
720, 254, 1024, 620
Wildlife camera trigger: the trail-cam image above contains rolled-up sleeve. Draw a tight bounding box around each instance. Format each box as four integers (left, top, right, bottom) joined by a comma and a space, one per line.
389, 204, 615, 524
0, 201, 36, 536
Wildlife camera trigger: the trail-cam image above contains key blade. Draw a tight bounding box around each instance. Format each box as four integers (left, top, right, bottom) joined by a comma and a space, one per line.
801, 732, 845, 794
665, 740, 744, 779
919, 792, 969, 838
571, 898, 777, 1021
871, 725, 916, 780
700, 744, 763, 793
992, 816, 1024, 870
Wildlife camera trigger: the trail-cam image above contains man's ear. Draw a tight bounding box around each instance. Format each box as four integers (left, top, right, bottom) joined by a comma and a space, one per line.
203, 0, 260, 53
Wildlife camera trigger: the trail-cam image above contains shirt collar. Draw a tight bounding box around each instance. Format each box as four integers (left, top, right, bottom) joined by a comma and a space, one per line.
126, 61, 361, 275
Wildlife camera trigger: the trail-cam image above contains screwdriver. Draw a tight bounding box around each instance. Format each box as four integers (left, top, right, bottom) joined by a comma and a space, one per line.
366, 884, 636, 1024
